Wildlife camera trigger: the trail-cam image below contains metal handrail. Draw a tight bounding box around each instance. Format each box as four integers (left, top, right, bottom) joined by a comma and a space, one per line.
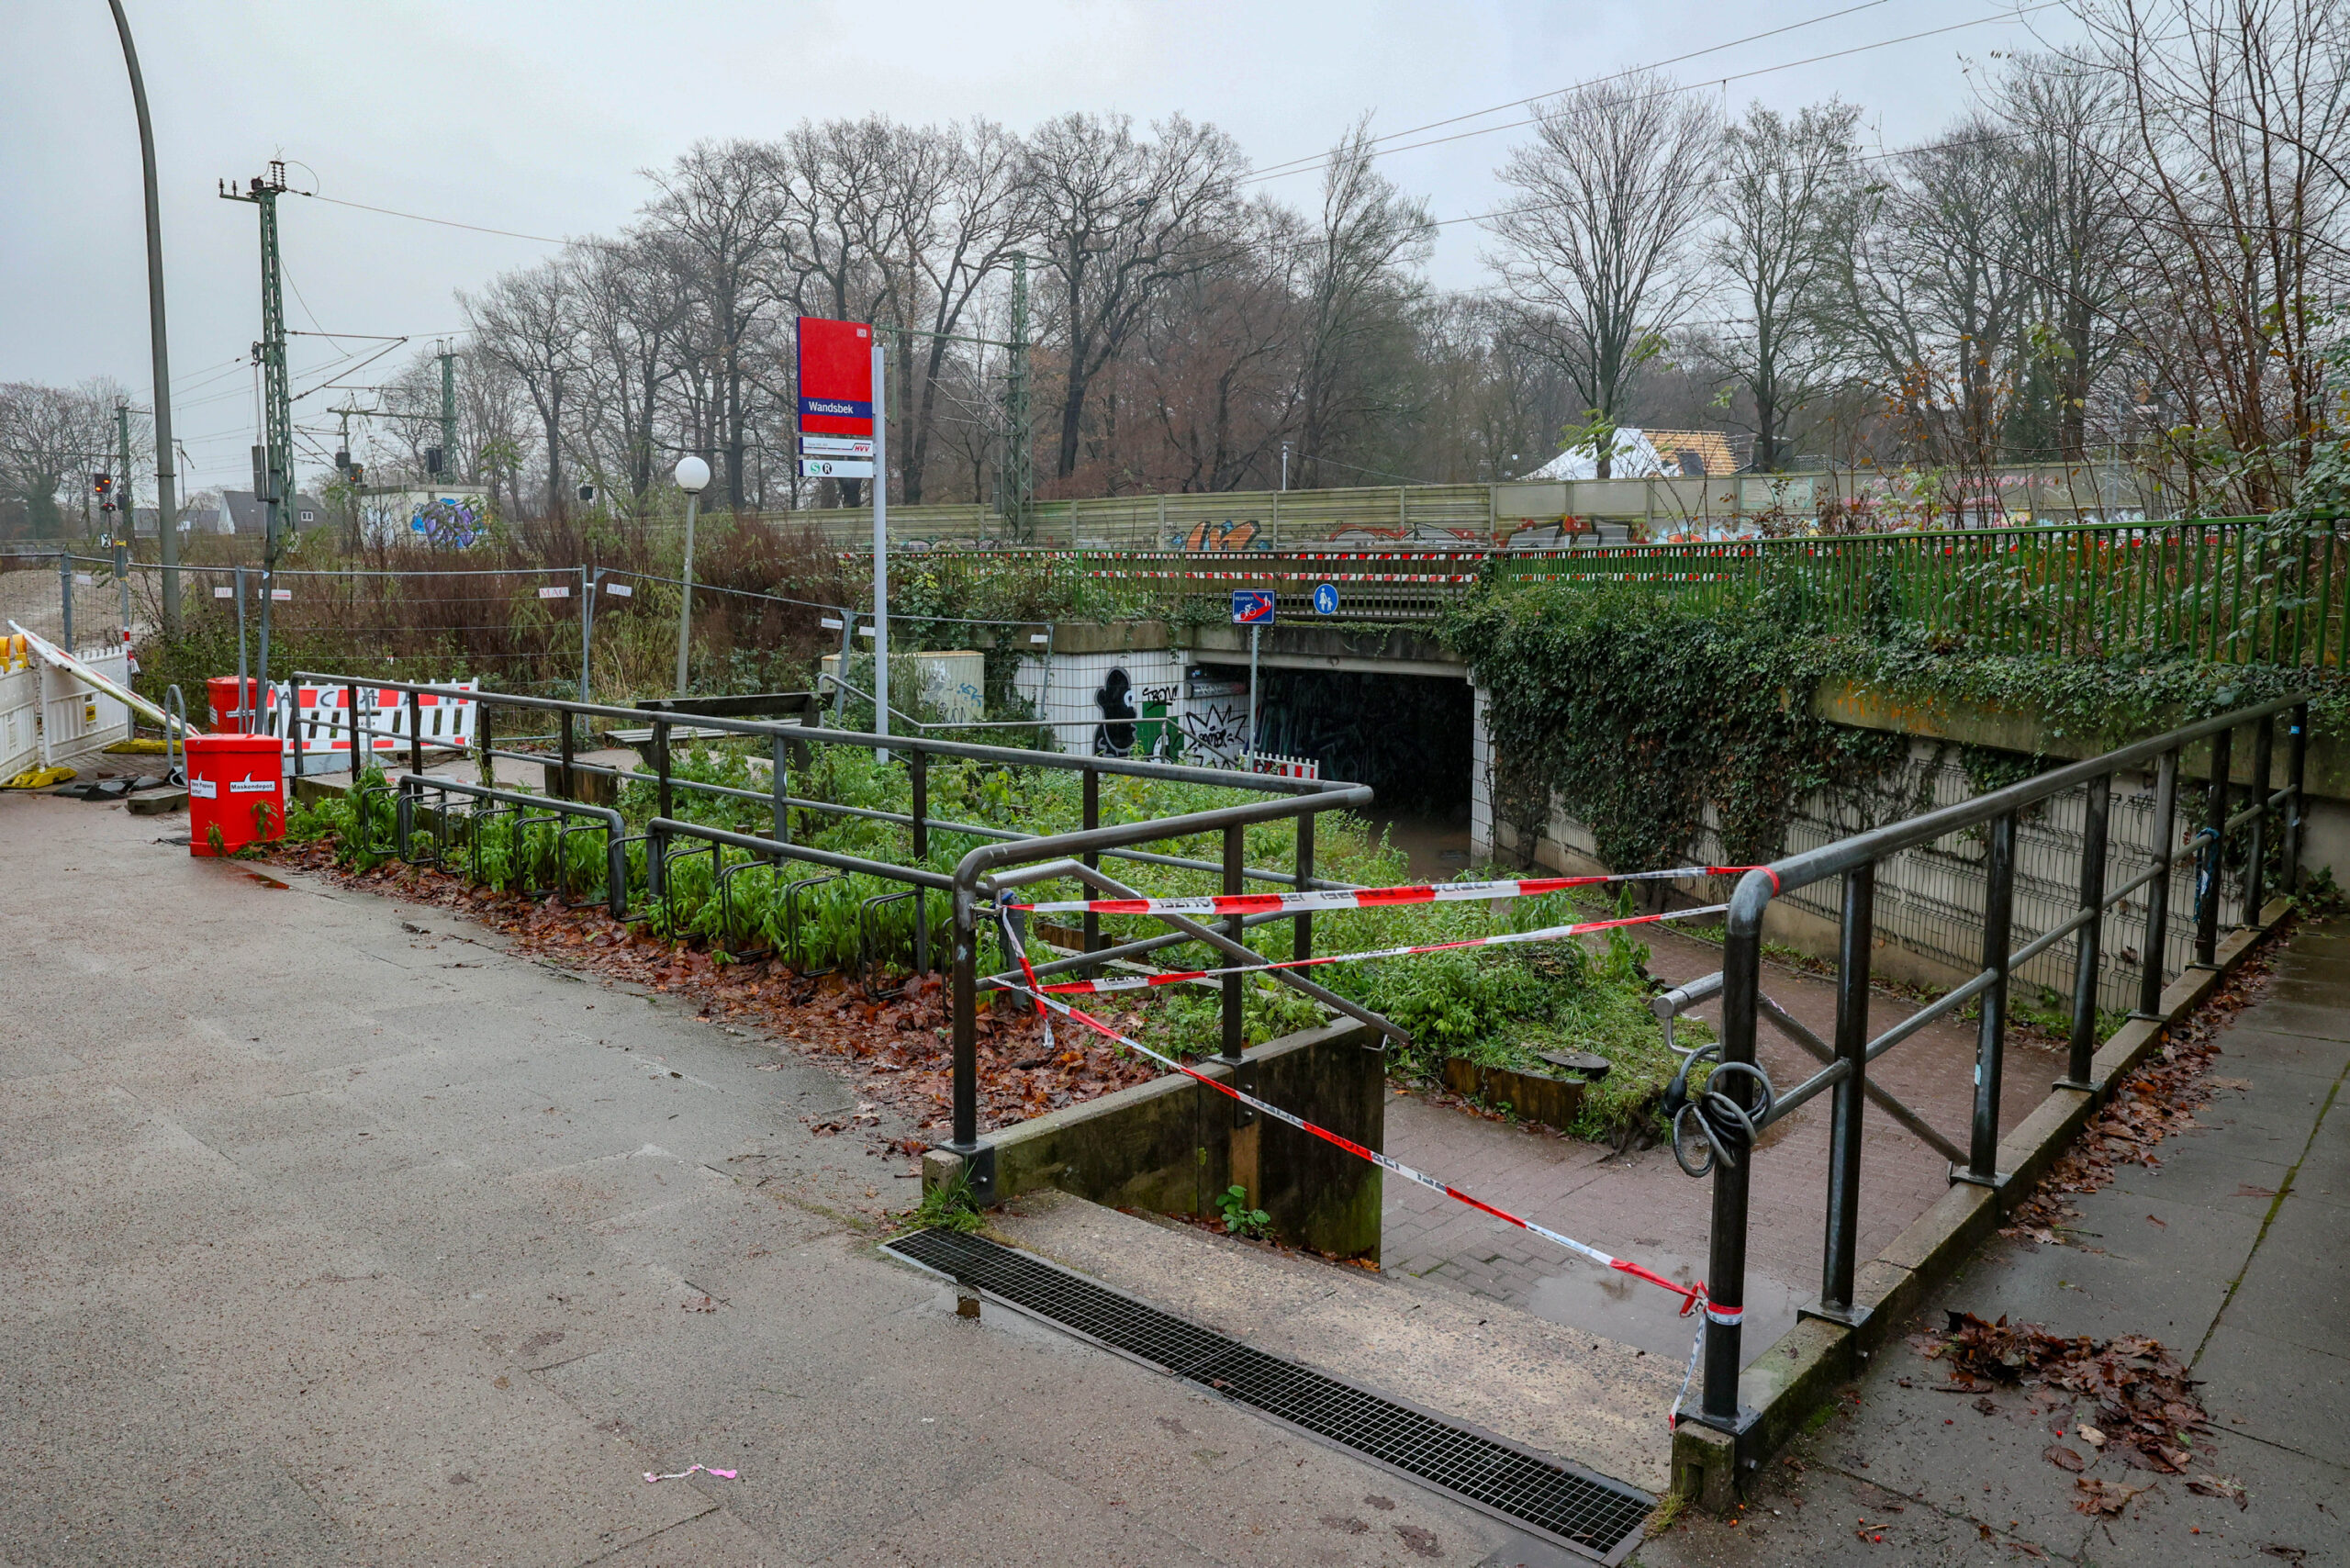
292, 669, 1341, 795
1687, 689, 2316, 1440
936, 783, 1380, 1188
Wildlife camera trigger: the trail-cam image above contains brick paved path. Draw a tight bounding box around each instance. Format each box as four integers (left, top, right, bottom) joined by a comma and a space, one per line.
1382, 923, 2065, 1360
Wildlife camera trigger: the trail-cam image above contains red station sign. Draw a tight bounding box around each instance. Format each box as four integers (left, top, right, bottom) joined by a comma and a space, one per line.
796, 317, 874, 438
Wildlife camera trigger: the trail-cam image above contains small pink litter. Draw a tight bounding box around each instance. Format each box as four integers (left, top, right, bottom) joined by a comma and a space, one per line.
643, 1463, 737, 1484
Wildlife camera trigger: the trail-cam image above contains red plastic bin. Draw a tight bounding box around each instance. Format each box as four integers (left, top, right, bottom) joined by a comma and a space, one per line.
186, 732, 286, 857
207, 674, 262, 733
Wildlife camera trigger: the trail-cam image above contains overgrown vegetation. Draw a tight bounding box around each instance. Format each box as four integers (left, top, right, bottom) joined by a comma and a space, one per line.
1444, 569, 2350, 880
1444, 581, 1909, 873
287, 736, 1698, 1146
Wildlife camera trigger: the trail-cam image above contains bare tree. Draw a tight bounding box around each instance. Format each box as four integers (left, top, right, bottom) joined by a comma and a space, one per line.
0, 379, 120, 539
1831, 117, 2040, 506
1024, 112, 1247, 481
643, 140, 790, 510
1707, 99, 1862, 471
897, 122, 1029, 503
1294, 118, 1434, 487
1133, 200, 1304, 493
572, 231, 693, 508
2065, 0, 2350, 511
1484, 71, 1719, 476
463, 256, 584, 518
1989, 56, 2133, 464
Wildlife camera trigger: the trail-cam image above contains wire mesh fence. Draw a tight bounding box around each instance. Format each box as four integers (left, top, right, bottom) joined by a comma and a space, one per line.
1495, 515, 2350, 666
118, 556, 1061, 717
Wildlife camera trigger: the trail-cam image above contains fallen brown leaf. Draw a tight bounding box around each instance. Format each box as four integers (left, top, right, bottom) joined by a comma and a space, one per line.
2188, 1473, 2248, 1510
2043, 1445, 2087, 1473
2072, 1477, 2146, 1517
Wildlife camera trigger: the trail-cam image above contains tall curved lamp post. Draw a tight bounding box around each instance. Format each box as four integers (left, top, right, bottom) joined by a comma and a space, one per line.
108, 0, 178, 631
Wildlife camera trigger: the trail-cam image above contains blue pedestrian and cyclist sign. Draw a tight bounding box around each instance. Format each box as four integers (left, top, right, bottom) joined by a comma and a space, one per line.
1231, 590, 1277, 625
1312, 582, 1340, 615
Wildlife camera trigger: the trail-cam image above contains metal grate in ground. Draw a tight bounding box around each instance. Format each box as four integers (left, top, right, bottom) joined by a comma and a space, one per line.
884, 1226, 1654, 1563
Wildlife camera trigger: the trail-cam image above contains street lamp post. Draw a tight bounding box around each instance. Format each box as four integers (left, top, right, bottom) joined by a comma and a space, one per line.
673, 454, 710, 696
107, 0, 178, 633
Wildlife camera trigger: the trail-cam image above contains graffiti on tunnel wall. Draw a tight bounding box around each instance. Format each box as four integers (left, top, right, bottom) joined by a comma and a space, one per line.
1092, 666, 1181, 759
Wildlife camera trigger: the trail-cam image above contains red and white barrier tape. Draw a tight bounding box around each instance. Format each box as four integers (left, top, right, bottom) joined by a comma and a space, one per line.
1009, 864, 1758, 919
996, 903, 1729, 997
990, 911, 1709, 1350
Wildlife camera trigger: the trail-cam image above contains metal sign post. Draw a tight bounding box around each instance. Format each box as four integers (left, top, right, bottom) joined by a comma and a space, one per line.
796, 315, 882, 747
872, 340, 889, 756
1231, 590, 1275, 769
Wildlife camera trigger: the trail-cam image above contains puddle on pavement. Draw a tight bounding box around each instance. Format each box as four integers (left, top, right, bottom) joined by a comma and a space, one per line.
1523, 1249, 1808, 1367
237, 868, 290, 890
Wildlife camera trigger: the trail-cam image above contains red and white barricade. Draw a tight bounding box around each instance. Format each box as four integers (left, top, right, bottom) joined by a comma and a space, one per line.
267, 681, 479, 767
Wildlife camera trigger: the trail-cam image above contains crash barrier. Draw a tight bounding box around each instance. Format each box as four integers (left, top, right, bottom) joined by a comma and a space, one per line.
274, 681, 478, 760
1248, 752, 1320, 780
1673, 690, 2311, 1484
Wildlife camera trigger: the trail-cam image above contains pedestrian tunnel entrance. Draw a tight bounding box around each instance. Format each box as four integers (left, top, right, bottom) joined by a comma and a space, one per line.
1202, 664, 1474, 877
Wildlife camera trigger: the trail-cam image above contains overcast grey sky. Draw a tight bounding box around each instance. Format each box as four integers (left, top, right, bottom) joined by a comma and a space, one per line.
4, 1, 2068, 493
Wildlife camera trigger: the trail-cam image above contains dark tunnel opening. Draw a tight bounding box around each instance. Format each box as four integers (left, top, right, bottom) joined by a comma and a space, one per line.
1200, 664, 1475, 878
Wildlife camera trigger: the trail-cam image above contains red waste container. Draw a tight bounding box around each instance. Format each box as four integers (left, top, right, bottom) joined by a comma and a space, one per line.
186, 732, 286, 857
207, 675, 262, 733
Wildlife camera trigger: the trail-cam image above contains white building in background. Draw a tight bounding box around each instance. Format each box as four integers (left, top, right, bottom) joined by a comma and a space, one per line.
209, 490, 324, 535
1523, 428, 1748, 481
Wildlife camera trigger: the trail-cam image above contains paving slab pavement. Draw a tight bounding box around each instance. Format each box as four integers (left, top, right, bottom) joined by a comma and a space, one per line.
0, 791, 1595, 1566
1383, 920, 2063, 1361
1632, 918, 2350, 1567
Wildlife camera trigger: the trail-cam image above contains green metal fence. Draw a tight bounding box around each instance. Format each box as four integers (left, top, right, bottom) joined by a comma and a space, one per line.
1495, 517, 2350, 667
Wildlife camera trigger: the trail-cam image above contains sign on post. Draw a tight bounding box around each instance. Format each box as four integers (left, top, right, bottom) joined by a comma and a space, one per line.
1312, 583, 1340, 615
796, 318, 875, 438
1231, 590, 1276, 625
800, 457, 875, 479
800, 436, 875, 458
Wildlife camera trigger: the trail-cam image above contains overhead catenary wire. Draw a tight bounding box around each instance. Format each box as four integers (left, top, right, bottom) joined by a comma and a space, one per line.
1241, 1, 2065, 189
1242, 0, 1904, 184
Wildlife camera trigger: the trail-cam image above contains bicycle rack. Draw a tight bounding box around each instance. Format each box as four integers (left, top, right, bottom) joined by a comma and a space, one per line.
782, 871, 845, 977
859, 887, 917, 1000
715, 858, 781, 961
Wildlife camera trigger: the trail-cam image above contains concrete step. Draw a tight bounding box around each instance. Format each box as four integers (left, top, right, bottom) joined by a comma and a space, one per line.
986, 1189, 1681, 1495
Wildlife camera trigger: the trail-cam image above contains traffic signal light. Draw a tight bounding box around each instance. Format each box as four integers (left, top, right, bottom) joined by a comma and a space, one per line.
94, 472, 117, 512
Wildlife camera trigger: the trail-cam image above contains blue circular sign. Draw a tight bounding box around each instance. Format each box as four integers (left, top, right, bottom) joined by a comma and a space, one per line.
1312, 582, 1340, 615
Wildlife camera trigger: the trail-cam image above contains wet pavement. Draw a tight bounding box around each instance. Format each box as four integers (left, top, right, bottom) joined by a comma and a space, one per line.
1634, 919, 2349, 1566
1382, 919, 2061, 1360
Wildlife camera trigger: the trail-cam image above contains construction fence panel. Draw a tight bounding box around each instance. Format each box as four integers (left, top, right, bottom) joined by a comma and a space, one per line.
39, 646, 130, 767
0, 664, 40, 779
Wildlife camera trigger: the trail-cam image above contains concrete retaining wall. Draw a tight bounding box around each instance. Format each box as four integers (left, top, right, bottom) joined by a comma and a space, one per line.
1470, 681, 2342, 1009
924, 1018, 1387, 1261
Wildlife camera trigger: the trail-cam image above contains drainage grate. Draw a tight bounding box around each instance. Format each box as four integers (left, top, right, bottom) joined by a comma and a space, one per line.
884, 1226, 1654, 1562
